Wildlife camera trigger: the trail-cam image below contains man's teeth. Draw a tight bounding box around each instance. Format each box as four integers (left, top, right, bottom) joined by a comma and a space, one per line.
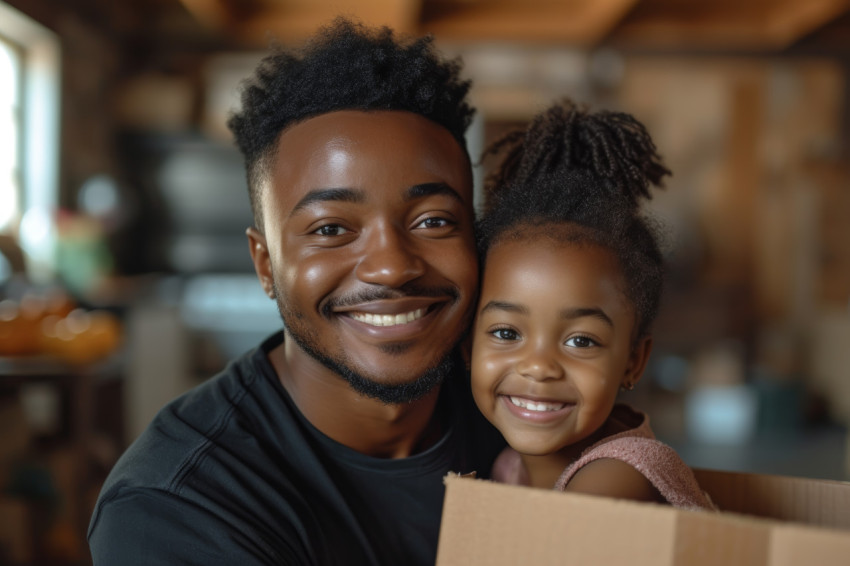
509, 396, 565, 412
351, 309, 424, 327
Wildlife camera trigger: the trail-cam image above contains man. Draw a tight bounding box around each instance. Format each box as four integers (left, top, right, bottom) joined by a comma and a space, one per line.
88, 18, 502, 566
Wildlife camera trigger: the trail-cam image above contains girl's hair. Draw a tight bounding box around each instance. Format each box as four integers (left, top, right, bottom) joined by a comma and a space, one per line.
227, 17, 474, 228
478, 99, 671, 342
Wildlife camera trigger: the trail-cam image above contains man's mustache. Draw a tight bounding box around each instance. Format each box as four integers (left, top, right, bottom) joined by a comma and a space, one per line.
322, 285, 460, 316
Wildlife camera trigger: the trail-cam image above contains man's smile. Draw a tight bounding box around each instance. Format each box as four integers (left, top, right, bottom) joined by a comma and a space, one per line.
334, 298, 448, 338
350, 308, 425, 327
330, 293, 454, 328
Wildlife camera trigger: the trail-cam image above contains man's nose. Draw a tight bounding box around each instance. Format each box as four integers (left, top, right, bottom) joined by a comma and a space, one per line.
355, 224, 425, 287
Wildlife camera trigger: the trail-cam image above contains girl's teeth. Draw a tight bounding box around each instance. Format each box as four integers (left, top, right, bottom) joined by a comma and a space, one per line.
352, 309, 424, 327
509, 396, 565, 412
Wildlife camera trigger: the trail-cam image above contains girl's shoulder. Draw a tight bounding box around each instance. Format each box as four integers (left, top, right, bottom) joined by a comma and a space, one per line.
562, 457, 664, 503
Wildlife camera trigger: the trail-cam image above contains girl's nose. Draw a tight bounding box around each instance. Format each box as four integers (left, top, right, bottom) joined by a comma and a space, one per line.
515, 346, 565, 382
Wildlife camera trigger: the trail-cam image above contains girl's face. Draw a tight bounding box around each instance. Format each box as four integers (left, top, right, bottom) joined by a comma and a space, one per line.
470, 237, 651, 457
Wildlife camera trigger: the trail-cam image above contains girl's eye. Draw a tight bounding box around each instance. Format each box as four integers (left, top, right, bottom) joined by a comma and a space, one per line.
491, 328, 520, 341
315, 224, 348, 236
565, 335, 597, 348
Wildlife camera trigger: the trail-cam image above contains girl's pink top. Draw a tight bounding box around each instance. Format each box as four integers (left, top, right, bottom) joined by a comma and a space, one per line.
492, 404, 717, 511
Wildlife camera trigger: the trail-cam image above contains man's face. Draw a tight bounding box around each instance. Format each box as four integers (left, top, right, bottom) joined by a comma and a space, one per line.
248, 110, 477, 404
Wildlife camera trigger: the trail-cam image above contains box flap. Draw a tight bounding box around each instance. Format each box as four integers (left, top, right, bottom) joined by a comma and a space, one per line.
673, 505, 771, 565
437, 475, 677, 566
693, 468, 850, 528
769, 523, 850, 566
437, 473, 850, 566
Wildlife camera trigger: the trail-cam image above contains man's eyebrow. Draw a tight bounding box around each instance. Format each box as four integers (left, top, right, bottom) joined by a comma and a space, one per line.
405, 182, 465, 204
560, 307, 613, 327
290, 188, 365, 216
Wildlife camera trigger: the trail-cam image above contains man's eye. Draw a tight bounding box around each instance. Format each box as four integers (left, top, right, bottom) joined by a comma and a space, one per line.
491, 328, 519, 341
416, 217, 452, 229
565, 335, 596, 348
315, 225, 348, 236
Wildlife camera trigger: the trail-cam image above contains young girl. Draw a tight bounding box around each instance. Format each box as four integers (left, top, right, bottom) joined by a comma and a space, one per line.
470, 100, 715, 510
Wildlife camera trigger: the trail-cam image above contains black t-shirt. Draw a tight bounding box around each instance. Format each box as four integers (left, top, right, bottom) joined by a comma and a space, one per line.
88, 333, 503, 565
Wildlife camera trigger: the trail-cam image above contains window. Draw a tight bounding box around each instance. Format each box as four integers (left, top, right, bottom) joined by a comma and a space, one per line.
0, 35, 20, 231
0, 2, 59, 281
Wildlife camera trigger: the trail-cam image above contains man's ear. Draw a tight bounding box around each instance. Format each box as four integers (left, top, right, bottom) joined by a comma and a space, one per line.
246, 227, 275, 299
622, 336, 653, 389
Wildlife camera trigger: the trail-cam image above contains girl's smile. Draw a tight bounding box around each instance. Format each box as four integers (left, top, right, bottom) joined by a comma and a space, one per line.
501, 394, 575, 423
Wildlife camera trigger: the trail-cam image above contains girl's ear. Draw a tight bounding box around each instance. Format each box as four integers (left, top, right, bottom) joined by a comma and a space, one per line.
246, 227, 275, 299
622, 336, 653, 390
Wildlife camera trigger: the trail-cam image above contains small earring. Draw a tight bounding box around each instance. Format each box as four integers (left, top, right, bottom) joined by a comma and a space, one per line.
621, 382, 634, 392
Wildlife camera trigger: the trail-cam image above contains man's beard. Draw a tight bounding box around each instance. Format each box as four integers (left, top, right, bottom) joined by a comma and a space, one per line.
273, 281, 463, 405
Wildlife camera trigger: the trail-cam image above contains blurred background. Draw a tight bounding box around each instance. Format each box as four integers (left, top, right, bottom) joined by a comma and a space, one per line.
0, 0, 849, 563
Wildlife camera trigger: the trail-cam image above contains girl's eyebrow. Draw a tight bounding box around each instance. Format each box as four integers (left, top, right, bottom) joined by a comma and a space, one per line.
560, 307, 613, 327
480, 301, 613, 327
479, 300, 527, 315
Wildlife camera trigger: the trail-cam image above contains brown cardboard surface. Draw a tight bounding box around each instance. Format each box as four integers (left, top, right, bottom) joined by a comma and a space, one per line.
436, 470, 850, 566
672, 508, 770, 565
693, 468, 850, 528
769, 525, 850, 566
437, 475, 675, 564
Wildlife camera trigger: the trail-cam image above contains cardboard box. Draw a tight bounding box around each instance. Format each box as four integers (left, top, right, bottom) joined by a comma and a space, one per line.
436, 469, 850, 565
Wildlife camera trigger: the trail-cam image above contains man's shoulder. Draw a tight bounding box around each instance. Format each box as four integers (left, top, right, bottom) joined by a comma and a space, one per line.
94, 341, 278, 501
89, 341, 291, 540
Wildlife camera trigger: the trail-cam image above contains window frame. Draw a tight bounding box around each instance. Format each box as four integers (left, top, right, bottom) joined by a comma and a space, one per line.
0, 2, 60, 281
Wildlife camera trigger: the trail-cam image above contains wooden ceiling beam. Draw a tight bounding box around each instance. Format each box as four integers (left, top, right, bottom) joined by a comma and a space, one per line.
612, 0, 850, 50
765, 0, 850, 48
232, 0, 423, 45
176, 0, 850, 51
178, 0, 233, 32
420, 0, 640, 44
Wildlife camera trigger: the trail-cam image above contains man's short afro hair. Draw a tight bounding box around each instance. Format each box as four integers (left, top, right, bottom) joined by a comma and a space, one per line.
227, 17, 475, 224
